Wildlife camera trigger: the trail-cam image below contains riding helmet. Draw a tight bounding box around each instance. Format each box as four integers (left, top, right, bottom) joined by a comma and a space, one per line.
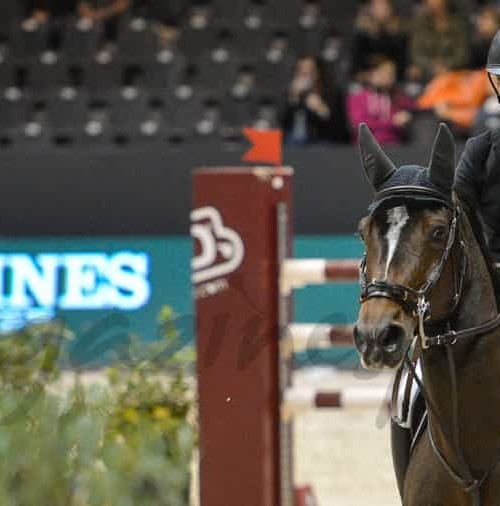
487, 29, 500, 75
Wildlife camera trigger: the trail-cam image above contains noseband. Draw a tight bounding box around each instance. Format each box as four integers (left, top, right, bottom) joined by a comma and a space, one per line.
359, 185, 466, 349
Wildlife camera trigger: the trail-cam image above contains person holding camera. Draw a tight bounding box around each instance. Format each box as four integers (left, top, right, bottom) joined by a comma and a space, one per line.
282, 57, 349, 145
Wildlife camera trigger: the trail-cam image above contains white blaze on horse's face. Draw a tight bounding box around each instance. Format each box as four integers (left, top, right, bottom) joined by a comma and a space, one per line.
384, 205, 409, 280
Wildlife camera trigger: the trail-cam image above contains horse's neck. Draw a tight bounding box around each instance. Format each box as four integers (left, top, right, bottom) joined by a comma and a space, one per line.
421, 219, 500, 473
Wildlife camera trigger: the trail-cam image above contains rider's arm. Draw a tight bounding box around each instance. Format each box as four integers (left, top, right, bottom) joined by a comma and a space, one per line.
453, 131, 491, 209
453, 131, 500, 269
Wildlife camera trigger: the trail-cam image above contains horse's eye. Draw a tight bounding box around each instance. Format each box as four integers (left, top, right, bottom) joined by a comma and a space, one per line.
432, 226, 447, 241
358, 217, 370, 242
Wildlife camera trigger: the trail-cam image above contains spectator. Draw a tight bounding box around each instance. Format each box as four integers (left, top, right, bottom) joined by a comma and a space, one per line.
78, 0, 131, 41
409, 0, 469, 82
470, 5, 500, 69
417, 69, 489, 133
347, 57, 415, 145
282, 57, 349, 145
351, 0, 408, 82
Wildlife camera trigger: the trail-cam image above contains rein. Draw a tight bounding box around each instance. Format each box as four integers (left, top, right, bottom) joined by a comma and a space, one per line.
359, 187, 500, 505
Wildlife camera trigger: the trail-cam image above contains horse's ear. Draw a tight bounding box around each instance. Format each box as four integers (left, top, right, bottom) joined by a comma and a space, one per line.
358, 123, 396, 191
429, 123, 455, 192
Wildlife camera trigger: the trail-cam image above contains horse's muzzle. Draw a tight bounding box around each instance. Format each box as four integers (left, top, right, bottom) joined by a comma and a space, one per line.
353, 322, 406, 368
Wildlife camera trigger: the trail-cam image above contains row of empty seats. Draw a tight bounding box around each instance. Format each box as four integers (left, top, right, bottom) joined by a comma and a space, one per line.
5, 11, 342, 63
0, 48, 302, 100
0, 7, 345, 101
0, 1, 357, 43
0, 1, 353, 148
0, 85, 280, 147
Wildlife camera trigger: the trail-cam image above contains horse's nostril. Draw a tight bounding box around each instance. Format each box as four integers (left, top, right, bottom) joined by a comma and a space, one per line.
353, 325, 367, 353
379, 324, 405, 353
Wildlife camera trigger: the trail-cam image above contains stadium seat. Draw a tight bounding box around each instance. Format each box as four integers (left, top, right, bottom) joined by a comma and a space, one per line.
291, 8, 329, 58
178, 7, 216, 61
28, 52, 70, 100
254, 53, 294, 99
320, 34, 350, 89
318, 0, 357, 39
196, 48, 237, 98
264, 0, 303, 29
253, 98, 280, 130
137, 110, 164, 143
109, 86, 154, 141
0, 55, 17, 89
46, 87, 88, 142
21, 112, 51, 147
83, 50, 122, 101
0, 87, 29, 143
321, 34, 344, 64
212, 0, 248, 24
9, 19, 49, 62
62, 17, 103, 65
77, 108, 111, 145
164, 85, 205, 141
233, 22, 270, 63
142, 48, 182, 99
117, 17, 158, 65
219, 92, 255, 140
231, 66, 255, 98
195, 100, 220, 142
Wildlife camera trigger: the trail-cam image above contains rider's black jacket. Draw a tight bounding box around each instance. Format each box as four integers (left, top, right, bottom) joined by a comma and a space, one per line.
454, 128, 500, 264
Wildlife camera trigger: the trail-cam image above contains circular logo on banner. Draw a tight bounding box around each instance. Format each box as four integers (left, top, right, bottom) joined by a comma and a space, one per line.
191, 207, 245, 298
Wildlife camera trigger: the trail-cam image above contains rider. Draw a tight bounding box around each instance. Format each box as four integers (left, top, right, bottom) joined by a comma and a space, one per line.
391, 28, 500, 499
454, 28, 500, 273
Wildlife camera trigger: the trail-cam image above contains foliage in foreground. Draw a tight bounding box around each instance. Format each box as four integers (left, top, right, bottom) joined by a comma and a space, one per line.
0, 308, 195, 506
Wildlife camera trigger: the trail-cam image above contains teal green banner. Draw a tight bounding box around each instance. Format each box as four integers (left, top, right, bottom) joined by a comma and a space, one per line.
0, 235, 363, 366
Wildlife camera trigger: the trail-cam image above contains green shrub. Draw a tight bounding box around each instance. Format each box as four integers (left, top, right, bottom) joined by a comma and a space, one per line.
0, 308, 195, 506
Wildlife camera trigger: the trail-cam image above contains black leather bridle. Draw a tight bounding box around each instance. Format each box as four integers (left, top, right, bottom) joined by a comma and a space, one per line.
359, 185, 500, 506
359, 185, 467, 349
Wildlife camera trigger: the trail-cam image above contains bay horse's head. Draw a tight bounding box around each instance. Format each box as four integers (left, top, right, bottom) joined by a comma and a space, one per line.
354, 123, 458, 369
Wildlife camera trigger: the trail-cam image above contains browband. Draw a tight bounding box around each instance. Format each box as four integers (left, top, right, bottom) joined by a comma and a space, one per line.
370, 186, 453, 214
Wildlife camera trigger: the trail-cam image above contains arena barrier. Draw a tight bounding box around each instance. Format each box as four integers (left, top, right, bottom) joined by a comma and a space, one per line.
192, 167, 387, 506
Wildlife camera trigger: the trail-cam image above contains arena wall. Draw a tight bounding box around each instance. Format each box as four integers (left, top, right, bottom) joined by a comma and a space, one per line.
0, 144, 462, 236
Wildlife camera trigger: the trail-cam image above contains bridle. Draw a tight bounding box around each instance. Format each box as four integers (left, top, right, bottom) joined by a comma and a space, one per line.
358, 185, 500, 506
359, 185, 468, 350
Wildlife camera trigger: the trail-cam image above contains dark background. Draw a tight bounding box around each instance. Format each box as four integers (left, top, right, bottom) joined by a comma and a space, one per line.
0, 143, 464, 236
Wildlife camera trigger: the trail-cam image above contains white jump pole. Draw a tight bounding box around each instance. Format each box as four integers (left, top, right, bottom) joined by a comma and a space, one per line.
281, 323, 354, 357
282, 386, 390, 420
281, 259, 360, 295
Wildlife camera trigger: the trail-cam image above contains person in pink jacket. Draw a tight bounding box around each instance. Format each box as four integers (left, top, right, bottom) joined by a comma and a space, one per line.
347, 58, 416, 144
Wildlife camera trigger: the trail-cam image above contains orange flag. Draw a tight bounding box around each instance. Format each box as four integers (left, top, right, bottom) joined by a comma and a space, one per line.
242, 128, 283, 166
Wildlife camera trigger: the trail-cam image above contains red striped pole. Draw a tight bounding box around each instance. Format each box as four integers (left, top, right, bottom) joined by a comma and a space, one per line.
282, 386, 390, 420
281, 259, 360, 295
325, 260, 361, 281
